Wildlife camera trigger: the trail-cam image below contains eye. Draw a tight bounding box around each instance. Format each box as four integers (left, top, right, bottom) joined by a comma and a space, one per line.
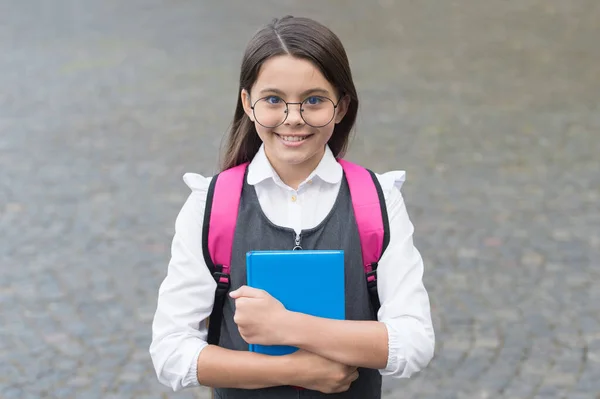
305, 96, 323, 105
264, 96, 282, 104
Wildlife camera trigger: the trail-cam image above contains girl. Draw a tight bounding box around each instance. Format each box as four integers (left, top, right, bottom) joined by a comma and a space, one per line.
150, 15, 435, 398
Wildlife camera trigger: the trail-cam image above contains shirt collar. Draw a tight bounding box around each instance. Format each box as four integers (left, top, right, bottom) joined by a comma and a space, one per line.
247, 143, 343, 186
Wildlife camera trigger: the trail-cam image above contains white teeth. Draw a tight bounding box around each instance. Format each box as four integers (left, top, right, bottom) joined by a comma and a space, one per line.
280, 135, 307, 142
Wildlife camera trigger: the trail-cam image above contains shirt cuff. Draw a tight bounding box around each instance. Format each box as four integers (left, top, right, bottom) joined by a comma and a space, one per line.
182, 344, 206, 388
379, 321, 408, 377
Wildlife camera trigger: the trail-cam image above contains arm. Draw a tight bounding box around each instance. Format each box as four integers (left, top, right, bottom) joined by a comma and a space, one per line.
278, 177, 435, 377
229, 285, 388, 369
195, 345, 296, 389
149, 176, 297, 390
283, 314, 389, 369
374, 181, 435, 378
195, 345, 358, 392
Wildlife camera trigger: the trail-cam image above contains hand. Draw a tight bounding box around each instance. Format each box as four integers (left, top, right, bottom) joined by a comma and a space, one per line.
287, 349, 359, 394
230, 286, 289, 346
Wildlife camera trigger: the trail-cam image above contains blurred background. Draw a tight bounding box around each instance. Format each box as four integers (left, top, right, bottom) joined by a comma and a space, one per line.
1, 1, 599, 398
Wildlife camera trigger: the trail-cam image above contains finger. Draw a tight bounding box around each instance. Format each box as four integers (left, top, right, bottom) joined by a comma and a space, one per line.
234, 297, 249, 307
233, 306, 246, 323
228, 285, 247, 298
345, 366, 358, 374
229, 285, 264, 299
337, 382, 351, 393
342, 369, 358, 384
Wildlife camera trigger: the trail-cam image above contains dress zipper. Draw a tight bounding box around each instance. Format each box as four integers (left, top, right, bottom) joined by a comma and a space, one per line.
293, 232, 302, 250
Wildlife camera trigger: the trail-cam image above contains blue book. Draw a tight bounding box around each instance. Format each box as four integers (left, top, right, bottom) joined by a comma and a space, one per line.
245, 250, 345, 356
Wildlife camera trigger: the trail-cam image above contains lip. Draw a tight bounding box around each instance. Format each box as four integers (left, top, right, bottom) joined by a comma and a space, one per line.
274, 133, 313, 147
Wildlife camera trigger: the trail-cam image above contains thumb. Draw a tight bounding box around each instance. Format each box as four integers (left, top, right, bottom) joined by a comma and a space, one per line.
229, 285, 262, 299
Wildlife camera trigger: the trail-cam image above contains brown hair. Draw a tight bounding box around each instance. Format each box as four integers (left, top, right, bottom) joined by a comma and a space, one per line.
219, 15, 359, 171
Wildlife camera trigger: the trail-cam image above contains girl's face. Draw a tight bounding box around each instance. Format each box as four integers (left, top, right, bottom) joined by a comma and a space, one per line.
242, 55, 349, 180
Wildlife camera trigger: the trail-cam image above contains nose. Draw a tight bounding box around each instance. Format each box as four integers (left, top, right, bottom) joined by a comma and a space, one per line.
284, 103, 304, 126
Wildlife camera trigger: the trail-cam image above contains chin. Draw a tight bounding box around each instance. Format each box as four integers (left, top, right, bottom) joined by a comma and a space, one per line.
275, 152, 312, 166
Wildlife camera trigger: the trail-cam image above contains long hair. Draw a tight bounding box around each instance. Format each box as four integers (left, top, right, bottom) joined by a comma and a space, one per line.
219, 16, 359, 171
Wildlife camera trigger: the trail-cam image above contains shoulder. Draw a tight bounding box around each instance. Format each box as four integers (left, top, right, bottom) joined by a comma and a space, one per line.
371, 169, 410, 224
372, 169, 406, 203
182, 172, 213, 193
174, 173, 214, 225
181, 172, 214, 207
339, 159, 405, 201
340, 159, 406, 208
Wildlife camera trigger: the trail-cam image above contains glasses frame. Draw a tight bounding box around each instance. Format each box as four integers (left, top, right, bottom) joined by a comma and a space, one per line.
250, 95, 343, 128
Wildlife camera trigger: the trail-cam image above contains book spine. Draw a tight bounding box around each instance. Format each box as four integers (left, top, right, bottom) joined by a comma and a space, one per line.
246, 252, 255, 353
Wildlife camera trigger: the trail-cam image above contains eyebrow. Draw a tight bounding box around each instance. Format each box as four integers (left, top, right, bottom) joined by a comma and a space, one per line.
258, 87, 331, 97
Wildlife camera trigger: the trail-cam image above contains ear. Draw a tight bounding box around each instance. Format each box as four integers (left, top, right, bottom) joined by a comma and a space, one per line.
334, 94, 351, 124
241, 89, 255, 122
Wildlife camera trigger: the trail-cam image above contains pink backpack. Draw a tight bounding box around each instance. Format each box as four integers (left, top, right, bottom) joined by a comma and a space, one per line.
201, 159, 390, 345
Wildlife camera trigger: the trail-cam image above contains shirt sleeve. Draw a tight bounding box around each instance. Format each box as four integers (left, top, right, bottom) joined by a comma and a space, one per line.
149, 173, 217, 391
373, 171, 436, 378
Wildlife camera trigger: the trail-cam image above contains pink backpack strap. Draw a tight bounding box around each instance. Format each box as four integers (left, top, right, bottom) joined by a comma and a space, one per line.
202, 162, 248, 345
338, 159, 390, 312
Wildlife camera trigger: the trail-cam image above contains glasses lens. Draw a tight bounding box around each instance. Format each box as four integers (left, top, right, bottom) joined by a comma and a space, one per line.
301, 96, 335, 127
253, 97, 287, 128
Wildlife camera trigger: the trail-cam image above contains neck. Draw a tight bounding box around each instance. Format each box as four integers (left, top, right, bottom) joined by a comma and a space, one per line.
266, 148, 325, 190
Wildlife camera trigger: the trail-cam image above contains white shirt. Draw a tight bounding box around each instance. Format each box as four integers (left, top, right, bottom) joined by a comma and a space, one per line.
150, 144, 435, 392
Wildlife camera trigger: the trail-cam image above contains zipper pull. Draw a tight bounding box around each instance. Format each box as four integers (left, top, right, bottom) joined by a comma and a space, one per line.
293, 232, 302, 250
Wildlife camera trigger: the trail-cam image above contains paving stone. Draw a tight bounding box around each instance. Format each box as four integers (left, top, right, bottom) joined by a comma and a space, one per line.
1, 0, 598, 397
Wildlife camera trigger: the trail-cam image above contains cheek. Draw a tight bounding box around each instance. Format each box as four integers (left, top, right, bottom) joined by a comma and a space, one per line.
318, 126, 335, 142
254, 124, 273, 139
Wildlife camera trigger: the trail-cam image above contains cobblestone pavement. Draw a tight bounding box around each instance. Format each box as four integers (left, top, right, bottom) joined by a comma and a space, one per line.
1, 1, 599, 398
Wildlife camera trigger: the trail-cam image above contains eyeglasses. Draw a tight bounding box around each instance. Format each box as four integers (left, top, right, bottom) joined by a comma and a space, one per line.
250, 95, 342, 128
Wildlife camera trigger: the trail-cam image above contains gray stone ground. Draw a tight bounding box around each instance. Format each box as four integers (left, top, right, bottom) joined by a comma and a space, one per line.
1, 1, 599, 398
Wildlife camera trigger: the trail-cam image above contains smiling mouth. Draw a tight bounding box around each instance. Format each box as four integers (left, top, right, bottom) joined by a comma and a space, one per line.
275, 133, 313, 142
